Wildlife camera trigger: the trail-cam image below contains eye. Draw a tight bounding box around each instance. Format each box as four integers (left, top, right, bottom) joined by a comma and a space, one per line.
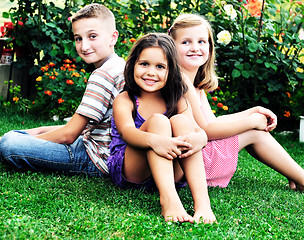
74, 36, 82, 42
157, 64, 165, 69
139, 62, 148, 66
199, 39, 208, 44
182, 40, 190, 45
89, 34, 97, 39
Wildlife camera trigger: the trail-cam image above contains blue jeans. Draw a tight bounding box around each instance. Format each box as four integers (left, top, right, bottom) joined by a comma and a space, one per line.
0, 130, 104, 177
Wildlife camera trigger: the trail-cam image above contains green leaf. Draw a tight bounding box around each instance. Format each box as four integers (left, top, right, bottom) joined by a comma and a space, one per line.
261, 97, 269, 104
241, 70, 251, 78
2, 12, 10, 18
232, 69, 241, 78
248, 43, 258, 53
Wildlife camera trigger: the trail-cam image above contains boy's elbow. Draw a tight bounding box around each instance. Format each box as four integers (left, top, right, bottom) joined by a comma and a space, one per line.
61, 132, 78, 144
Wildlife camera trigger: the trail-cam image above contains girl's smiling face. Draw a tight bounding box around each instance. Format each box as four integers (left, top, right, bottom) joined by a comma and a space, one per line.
174, 24, 210, 73
134, 47, 168, 93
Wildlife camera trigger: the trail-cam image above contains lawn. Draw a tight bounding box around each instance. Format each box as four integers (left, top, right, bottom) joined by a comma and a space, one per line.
0, 107, 304, 239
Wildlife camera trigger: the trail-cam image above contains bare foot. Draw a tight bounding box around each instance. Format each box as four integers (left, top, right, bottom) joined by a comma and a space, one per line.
289, 180, 304, 191
193, 207, 217, 224
160, 195, 194, 223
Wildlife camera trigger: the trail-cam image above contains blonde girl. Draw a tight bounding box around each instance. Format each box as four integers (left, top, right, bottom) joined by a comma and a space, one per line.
169, 13, 304, 191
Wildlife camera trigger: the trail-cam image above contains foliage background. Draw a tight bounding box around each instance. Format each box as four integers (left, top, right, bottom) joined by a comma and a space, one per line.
1, 0, 304, 129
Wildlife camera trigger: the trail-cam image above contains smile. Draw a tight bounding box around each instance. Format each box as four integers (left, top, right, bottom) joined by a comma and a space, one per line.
143, 78, 158, 85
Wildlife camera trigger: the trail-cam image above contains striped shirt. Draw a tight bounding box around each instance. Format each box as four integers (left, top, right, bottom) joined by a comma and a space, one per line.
76, 54, 125, 176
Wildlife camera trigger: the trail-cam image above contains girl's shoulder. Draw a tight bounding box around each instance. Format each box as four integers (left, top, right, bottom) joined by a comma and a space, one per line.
114, 91, 133, 106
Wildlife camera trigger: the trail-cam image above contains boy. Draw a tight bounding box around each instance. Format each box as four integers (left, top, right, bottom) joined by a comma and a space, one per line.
0, 3, 125, 177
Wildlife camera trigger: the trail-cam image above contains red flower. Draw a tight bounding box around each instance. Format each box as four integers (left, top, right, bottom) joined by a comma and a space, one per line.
130, 38, 136, 43
284, 111, 290, 117
58, 98, 64, 104
217, 103, 224, 108
212, 97, 218, 101
44, 90, 52, 96
66, 80, 74, 85
49, 62, 55, 67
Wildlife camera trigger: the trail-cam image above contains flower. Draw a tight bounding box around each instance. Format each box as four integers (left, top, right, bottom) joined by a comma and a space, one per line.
223, 105, 229, 111
217, 30, 232, 45
36, 76, 42, 82
244, 0, 263, 17
296, 67, 303, 73
130, 38, 136, 43
284, 111, 290, 117
66, 80, 74, 85
0, 22, 14, 38
212, 97, 218, 101
224, 4, 237, 19
217, 102, 224, 108
44, 90, 52, 96
13, 97, 19, 102
58, 98, 64, 104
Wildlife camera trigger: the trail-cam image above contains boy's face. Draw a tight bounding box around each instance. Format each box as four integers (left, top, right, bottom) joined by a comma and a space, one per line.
72, 17, 117, 68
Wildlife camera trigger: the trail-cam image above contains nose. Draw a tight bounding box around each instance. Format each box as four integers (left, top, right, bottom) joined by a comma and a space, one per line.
81, 38, 90, 52
190, 42, 199, 52
146, 67, 155, 76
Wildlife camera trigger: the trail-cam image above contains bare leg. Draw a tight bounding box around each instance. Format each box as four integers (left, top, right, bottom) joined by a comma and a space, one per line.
171, 114, 216, 223
124, 114, 193, 222
238, 130, 304, 191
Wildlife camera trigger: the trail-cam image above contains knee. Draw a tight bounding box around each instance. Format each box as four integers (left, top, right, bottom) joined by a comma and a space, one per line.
0, 131, 27, 156
145, 114, 171, 133
170, 114, 194, 131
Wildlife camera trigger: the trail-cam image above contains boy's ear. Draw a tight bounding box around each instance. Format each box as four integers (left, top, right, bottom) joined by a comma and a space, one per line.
110, 30, 119, 47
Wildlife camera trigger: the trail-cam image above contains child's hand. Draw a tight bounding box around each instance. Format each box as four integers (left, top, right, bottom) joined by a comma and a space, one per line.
251, 113, 268, 131
150, 134, 192, 160
256, 106, 277, 131
177, 130, 207, 158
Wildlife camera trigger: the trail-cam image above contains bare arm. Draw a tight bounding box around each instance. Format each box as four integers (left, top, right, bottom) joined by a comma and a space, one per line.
183, 76, 269, 140
35, 113, 89, 144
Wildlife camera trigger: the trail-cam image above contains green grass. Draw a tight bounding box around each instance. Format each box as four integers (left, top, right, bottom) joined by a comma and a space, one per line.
1, 107, 304, 239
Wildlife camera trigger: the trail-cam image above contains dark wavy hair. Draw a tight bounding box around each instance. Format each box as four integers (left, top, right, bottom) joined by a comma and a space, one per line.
124, 33, 187, 118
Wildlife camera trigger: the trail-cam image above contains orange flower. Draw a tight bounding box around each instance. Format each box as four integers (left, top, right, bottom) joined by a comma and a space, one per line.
44, 90, 52, 96
49, 62, 55, 67
212, 96, 218, 101
286, 92, 291, 98
223, 105, 229, 111
36, 76, 42, 82
64, 59, 72, 64
58, 98, 64, 104
217, 103, 224, 108
130, 38, 136, 43
49, 75, 56, 80
13, 97, 19, 102
80, 69, 86, 73
66, 80, 74, 85
284, 111, 290, 117
122, 40, 127, 44
244, 0, 263, 17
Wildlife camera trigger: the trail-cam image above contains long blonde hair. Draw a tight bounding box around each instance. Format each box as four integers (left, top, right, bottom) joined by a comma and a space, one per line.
169, 13, 218, 91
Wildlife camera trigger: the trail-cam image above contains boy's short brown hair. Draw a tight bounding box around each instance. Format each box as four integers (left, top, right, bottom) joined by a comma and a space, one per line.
71, 3, 116, 29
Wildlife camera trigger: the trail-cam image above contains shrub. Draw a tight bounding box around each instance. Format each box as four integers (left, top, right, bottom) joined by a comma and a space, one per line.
32, 59, 89, 120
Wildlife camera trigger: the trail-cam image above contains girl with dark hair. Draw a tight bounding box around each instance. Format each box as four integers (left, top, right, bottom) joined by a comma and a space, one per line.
107, 33, 216, 224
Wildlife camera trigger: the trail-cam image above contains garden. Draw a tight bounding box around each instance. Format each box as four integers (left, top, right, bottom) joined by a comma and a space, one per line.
0, 0, 304, 239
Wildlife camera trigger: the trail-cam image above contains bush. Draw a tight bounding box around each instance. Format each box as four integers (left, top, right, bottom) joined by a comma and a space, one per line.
3, 0, 304, 130
32, 59, 89, 120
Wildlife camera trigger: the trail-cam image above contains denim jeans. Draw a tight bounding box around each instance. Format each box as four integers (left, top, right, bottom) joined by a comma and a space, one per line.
0, 130, 103, 177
